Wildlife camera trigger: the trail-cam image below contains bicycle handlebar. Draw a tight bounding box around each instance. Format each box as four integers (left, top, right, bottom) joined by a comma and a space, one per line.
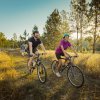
29, 53, 46, 57
35, 53, 46, 57
61, 56, 78, 60
69, 56, 78, 58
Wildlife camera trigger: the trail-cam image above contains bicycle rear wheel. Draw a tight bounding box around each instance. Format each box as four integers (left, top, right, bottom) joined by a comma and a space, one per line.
37, 63, 47, 83
67, 65, 84, 88
51, 60, 58, 74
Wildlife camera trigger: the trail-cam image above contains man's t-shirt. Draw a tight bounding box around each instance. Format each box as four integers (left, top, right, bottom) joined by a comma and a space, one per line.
27, 36, 42, 51
55, 39, 71, 54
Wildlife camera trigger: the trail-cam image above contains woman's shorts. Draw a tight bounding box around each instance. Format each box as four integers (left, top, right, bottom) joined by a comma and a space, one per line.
55, 53, 64, 59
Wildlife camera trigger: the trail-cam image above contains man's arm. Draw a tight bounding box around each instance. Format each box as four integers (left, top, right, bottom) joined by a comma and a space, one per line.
28, 42, 33, 55
40, 43, 46, 53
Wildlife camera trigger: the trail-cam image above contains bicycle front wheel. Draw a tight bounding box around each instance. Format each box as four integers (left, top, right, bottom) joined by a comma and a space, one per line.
67, 66, 84, 88
37, 64, 47, 83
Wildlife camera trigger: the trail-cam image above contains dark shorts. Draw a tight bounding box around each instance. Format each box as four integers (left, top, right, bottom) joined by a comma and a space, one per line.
27, 48, 37, 57
55, 53, 64, 59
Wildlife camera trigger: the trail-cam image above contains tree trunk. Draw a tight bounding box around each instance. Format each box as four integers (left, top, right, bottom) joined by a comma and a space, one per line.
93, 6, 97, 53
80, 13, 83, 53
76, 26, 79, 52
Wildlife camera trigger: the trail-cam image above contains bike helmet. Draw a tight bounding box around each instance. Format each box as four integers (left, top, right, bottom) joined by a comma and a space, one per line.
63, 33, 70, 38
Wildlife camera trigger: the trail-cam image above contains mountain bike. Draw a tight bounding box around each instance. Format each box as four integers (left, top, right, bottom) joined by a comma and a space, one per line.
28, 53, 47, 83
51, 56, 84, 87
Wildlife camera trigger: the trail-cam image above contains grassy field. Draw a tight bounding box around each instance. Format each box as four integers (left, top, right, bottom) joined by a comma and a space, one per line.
0, 50, 100, 100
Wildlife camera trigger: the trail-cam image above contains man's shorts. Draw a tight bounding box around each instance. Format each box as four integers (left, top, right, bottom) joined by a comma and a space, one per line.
27, 48, 37, 57
55, 53, 64, 59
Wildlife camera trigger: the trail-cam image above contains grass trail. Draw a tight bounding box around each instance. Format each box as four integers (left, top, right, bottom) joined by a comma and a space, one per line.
0, 50, 100, 100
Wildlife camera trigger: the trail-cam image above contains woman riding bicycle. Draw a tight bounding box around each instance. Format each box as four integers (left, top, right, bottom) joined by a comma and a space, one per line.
55, 33, 78, 77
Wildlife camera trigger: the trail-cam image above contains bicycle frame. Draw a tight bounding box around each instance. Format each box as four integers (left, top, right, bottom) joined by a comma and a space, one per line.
33, 54, 42, 66
60, 56, 76, 72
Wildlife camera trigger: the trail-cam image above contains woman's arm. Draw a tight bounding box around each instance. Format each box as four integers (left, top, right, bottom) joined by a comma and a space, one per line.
70, 46, 78, 56
61, 45, 70, 57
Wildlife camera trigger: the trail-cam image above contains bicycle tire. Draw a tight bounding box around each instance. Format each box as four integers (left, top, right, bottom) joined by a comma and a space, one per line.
51, 60, 58, 74
37, 63, 47, 83
67, 65, 84, 88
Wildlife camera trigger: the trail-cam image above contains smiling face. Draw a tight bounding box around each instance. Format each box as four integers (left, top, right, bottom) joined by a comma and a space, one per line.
33, 32, 40, 39
64, 36, 69, 41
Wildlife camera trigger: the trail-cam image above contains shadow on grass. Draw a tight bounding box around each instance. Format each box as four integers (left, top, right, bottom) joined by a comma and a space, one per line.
0, 80, 14, 100
0, 79, 46, 100
0, 54, 100, 100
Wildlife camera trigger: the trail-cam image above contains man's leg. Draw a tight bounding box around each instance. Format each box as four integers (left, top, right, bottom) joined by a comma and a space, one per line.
27, 56, 34, 70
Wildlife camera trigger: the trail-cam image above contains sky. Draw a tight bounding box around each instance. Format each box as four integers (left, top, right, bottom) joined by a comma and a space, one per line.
0, 0, 71, 39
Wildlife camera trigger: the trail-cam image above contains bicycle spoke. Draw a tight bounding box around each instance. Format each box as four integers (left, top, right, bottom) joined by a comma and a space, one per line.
37, 64, 47, 83
67, 66, 84, 87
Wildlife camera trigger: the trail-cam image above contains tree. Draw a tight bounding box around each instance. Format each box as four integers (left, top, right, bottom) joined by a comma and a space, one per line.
32, 25, 38, 33
71, 0, 87, 52
19, 30, 29, 44
23, 30, 29, 41
12, 33, 17, 48
89, 0, 100, 53
43, 9, 62, 49
13, 33, 17, 41
70, 3, 80, 51
60, 10, 70, 34
0, 32, 6, 48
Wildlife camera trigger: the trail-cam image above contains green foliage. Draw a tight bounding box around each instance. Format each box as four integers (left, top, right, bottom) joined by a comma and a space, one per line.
23, 30, 29, 41
0, 32, 6, 47
0, 32, 19, 48
42, 9, 69, 49
70, 0, 100, 53
19, 30, 29, 45
32, 25, 38, 33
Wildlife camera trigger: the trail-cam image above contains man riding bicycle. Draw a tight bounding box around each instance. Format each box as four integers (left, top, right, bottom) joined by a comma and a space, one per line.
55, 33, 78, 77
27, 31, 46, 73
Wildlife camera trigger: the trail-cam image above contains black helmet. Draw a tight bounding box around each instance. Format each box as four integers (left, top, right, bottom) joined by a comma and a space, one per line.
33, 31, 39, 35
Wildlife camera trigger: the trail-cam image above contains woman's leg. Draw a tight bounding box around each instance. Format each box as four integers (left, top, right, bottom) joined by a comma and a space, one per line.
55, 53, 62, 77
57, 59, 62, 72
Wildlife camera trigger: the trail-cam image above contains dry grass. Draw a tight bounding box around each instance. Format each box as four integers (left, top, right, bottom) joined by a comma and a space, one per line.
0, 50, 100, 79
0, 52, 19, 80
0, 52, 14, 69
74, 53, 100, 76
0, 52, 20, 100
0, 50, 100, 100
45, 50, 100, 77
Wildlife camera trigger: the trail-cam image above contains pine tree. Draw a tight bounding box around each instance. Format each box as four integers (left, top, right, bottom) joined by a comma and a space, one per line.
43, 9, 62, 49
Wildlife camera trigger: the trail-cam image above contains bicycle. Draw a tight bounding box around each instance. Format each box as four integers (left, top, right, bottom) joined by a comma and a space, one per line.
51, 56, 84, 87
28, 53, 47, 83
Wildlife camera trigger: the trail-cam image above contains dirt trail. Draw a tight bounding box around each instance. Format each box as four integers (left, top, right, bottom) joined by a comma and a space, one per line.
4, 50, 100, 100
